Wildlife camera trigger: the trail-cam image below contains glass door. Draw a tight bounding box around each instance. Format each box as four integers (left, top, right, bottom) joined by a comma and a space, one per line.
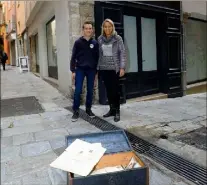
123, 8, 161, 98
141, 17, 157, 72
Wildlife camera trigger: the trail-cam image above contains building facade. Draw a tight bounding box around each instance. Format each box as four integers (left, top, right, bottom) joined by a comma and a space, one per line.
182, 1, 207, 85
0, 1, 4, 51
22, 1, 206, 102
2, 1, 18, 66
16, 1, 27, 58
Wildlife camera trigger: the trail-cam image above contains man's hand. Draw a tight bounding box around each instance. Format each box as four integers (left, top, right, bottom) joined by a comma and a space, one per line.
72, 72, 75, 80
120, 69, 125, 77
94, 73, 98, 87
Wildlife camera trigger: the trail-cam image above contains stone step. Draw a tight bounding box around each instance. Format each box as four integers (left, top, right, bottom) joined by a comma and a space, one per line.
187, 81, 207, 95
127, 93, 168, 103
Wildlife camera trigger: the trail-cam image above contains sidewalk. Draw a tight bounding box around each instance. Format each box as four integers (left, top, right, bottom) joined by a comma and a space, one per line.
1, 66, 204, 185
1, 66, 100, 184
92, 93, 206, 168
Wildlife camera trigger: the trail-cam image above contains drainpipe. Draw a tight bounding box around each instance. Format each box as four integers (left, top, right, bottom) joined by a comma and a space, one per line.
25, 27, 31, 71
180, 2, 187, 96
14, 1, 19, 66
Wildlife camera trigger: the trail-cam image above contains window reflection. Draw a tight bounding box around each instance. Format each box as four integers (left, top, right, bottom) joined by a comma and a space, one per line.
46, 18, 58, 79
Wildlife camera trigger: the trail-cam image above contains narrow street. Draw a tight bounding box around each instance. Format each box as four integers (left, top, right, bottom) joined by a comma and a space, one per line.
1, 66, 206, 185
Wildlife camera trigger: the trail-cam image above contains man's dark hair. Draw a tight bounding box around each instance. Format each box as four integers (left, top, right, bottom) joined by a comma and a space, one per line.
82, 21, 94, 29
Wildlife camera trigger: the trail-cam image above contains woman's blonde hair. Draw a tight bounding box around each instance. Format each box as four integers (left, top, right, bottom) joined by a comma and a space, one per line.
101, 19, 117, 36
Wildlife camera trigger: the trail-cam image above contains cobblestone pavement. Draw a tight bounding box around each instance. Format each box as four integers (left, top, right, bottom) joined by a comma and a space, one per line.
91, 92, 207, 168
1, 66, 203, 185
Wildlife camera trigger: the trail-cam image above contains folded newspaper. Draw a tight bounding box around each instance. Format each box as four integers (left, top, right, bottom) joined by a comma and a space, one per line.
50, 139, 106, 177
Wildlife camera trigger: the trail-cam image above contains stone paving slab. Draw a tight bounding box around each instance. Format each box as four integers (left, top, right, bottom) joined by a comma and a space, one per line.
1, 146, 21, 163
2, 124, 46, 137
34, 128, 69, 142
13, 133, 35, 146
21, 141, 52, 157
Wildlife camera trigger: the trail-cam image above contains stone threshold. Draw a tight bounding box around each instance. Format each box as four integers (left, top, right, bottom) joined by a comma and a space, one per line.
127, 93, 168, 103
187, 81, 207, 89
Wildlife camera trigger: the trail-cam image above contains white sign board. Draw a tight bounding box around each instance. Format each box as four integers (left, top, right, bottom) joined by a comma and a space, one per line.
19, 56, 29, 73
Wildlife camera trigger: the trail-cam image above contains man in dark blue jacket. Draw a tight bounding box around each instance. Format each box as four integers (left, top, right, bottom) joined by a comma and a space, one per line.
70, 21, 99, 122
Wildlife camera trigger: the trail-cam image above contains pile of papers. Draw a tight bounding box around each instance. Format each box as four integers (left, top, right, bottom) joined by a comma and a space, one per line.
90, 157, 141, 176
50, 139, 106, 177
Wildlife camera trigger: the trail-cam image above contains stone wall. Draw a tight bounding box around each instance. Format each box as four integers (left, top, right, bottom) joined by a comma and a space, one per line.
30, 36, 37, 72
68, 1, 99, 104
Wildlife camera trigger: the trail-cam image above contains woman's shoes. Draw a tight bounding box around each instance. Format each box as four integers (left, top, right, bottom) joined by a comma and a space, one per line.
103, 105, 115, 118
114, 109, 120, 122
103, 109, 115, 117
103, 106, 120, 122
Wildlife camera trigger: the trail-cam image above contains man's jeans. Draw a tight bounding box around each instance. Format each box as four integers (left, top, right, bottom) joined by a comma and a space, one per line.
73, 68, 96, 111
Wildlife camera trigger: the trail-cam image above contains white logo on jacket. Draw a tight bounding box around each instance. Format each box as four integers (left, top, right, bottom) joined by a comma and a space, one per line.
90, 44, 94, 48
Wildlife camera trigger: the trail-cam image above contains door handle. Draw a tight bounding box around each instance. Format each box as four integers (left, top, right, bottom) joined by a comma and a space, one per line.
142, 60, 146, 62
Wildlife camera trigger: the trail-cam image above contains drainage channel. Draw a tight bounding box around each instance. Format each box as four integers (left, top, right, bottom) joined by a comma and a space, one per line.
65, 107, 207, 185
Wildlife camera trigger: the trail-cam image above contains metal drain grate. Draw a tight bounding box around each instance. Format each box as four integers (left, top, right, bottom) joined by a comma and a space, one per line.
1, 96, 44, 118
65, 106, 207, 185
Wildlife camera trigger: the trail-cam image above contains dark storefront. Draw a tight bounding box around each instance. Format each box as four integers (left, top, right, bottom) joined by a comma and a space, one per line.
95, 1, 183, 100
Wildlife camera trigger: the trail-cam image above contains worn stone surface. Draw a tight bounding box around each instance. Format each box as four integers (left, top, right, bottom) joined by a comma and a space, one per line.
1, 136, 13, 148
175, 127, 207, 150
49, 137, 66, 150
22, 169, 52, 185
48, 168, 67, 185
34, 128, 69, 142
13, 133, 35, 146
21, 141, 52, 157
1, 146, 21, 163
2, 124, 45, 137
4, 151, 57, 179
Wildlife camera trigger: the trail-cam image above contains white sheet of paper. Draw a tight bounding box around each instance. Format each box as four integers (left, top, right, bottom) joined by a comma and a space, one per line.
125, 157, 141, 169
50, 139, 106, 176
91, 166, 124, 175
21, 59, 27, 66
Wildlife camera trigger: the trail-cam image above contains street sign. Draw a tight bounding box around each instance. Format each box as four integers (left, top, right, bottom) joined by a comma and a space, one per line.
19, 56, 29, 72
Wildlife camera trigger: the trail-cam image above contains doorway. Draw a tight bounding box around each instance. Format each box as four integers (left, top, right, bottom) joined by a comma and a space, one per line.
10, 40, 16, 66
34, 34, 39, 73
46, 17, 58, 80
123, 8, 163, 98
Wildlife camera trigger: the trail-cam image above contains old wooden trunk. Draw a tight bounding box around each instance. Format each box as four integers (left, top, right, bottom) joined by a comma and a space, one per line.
66, 130, 149, 185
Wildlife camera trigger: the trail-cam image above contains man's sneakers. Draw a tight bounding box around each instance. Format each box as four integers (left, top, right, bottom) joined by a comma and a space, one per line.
71, 108, 95, 122
86, 108, 96, 118
71, 111, 79, 122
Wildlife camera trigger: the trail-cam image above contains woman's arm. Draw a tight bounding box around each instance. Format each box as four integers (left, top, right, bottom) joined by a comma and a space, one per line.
97, 38, 102, 71
118, 36, 127, 70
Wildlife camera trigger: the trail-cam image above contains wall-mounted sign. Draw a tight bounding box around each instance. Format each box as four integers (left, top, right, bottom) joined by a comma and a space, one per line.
11, 33, 16, 40
19, 56, 29, 73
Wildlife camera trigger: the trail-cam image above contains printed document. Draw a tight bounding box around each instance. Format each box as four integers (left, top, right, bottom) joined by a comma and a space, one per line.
50, 139, 106, 176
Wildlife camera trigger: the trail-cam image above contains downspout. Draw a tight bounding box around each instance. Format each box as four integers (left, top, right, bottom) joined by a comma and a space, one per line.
14, 1, 19, 66
180, 2, 187, 96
